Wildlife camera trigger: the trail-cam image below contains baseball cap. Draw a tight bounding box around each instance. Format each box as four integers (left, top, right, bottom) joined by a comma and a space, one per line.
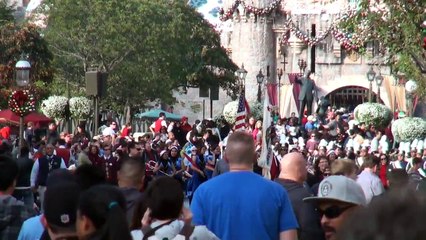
46, 169, 76, 187
44, 181, 81, 228
304, 175, 367, 206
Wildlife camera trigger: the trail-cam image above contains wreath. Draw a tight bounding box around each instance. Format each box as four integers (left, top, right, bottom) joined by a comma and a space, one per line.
8, 90, 36, 117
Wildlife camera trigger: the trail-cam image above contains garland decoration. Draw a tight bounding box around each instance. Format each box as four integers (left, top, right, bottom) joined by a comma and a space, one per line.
219, 0, 362, 50
279, 9, 362, 50
8, 90, 36, 117
219, 0, 282, 21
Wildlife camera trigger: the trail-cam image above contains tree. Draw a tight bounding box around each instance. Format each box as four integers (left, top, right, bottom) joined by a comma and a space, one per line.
0, 0, 14, 25
340, 0, 426, 95
0, 22, 54, 109
42, 0, 238, 119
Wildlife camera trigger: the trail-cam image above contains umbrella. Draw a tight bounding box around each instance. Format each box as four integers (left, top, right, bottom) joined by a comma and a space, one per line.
0, 109, 51, 125
135, 109, 182, 121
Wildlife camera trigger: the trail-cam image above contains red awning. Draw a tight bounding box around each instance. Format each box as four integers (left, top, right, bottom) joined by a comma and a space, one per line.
0, 109, 51, 126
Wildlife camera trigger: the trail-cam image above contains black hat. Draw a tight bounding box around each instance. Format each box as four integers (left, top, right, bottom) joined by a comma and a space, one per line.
46, 169, 75, 187
44, 181, 81, 228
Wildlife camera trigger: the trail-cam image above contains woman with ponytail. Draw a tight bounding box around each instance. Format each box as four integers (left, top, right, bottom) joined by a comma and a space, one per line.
76, 185, 132, 240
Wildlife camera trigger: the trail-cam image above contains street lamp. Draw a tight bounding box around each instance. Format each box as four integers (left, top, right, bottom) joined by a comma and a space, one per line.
375, 72, 384, 103
405, 79, 418, 117
15, 57, 31, 150
235, 64, 248, 93
256, 69, 264, 102
16, 58, 31, 87
297, 59, 307, 74
366, 67, 376, 102
277, 68, 283, 111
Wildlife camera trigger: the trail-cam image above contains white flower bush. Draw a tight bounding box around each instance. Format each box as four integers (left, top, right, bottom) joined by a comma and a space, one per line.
69, 96, 91, 119
222, 101, 265, 124
391, 119, 403, 142
223, 101, 238, 124
354, 103, 392, 129
41, 96, 69, 120
213, 114, 227, 126
393, 117, 426, 142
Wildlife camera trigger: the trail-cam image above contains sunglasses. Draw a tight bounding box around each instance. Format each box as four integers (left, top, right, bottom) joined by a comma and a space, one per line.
318, 205, 353, 219
136, 148, 142, 151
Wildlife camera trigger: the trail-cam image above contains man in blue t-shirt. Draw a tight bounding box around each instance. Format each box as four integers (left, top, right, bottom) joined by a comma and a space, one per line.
191, 131, 298, 240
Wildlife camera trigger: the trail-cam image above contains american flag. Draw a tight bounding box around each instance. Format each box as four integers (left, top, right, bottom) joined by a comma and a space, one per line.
235, 90, 250, 130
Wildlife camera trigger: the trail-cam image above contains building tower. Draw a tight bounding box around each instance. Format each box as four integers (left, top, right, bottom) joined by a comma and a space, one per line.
222, 0, 278, 102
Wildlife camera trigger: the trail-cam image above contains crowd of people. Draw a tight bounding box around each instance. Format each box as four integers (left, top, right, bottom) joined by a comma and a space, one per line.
0, 106, 426, 240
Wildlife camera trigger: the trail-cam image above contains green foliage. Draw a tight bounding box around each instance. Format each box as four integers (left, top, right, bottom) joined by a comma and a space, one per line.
43, 0, 238, 115
249, 101, 263, 121
340, 0, 426, 96
0, 0, 14, 25
0, 23, 54, 109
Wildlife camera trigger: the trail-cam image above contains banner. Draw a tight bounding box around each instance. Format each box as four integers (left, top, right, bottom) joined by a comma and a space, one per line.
258, 88, 273, 179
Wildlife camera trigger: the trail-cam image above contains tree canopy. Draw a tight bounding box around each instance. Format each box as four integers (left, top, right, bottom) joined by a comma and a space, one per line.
340, 0, 426, 95
43, 0, 238, 114
0, 0, 14, 24
0, 1, 53, 109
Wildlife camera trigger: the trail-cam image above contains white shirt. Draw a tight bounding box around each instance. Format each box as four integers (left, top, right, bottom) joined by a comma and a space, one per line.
131, 220, 218, 240
357, 169, 384, 204
102, 127, 116, 136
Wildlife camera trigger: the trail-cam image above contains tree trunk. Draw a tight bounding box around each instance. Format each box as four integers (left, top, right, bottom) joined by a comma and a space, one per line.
411, 53, 426, 73
124, 99, 131, 125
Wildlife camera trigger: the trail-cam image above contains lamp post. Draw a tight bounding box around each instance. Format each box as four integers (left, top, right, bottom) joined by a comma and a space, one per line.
405, 80, 418, 117
235, 64, 248, 94
297, 59, 307, 74
15, 57, 31, 150
375, 72, 384, 103
392, 74, 398, 118
256, 69, 264, 102
366, 67, 376, 102
277, 68, 283, 111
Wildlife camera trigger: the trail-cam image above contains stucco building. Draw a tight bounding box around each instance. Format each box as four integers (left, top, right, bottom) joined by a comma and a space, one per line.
219, 0, 412, 118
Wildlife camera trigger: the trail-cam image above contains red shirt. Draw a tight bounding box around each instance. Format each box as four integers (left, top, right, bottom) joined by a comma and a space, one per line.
270, 155, 280, 180
56, 147, 71, 167
301, 116, 308, 126
121, 127, 131, 137
0, 126, 11, 140
180, 123, 192, 133
252, 128, 260, 141
379, 164, 388, 188
154, 118, 164, 133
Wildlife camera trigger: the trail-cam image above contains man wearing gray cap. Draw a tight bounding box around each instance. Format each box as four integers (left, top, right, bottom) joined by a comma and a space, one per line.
304, 175, 366, 240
